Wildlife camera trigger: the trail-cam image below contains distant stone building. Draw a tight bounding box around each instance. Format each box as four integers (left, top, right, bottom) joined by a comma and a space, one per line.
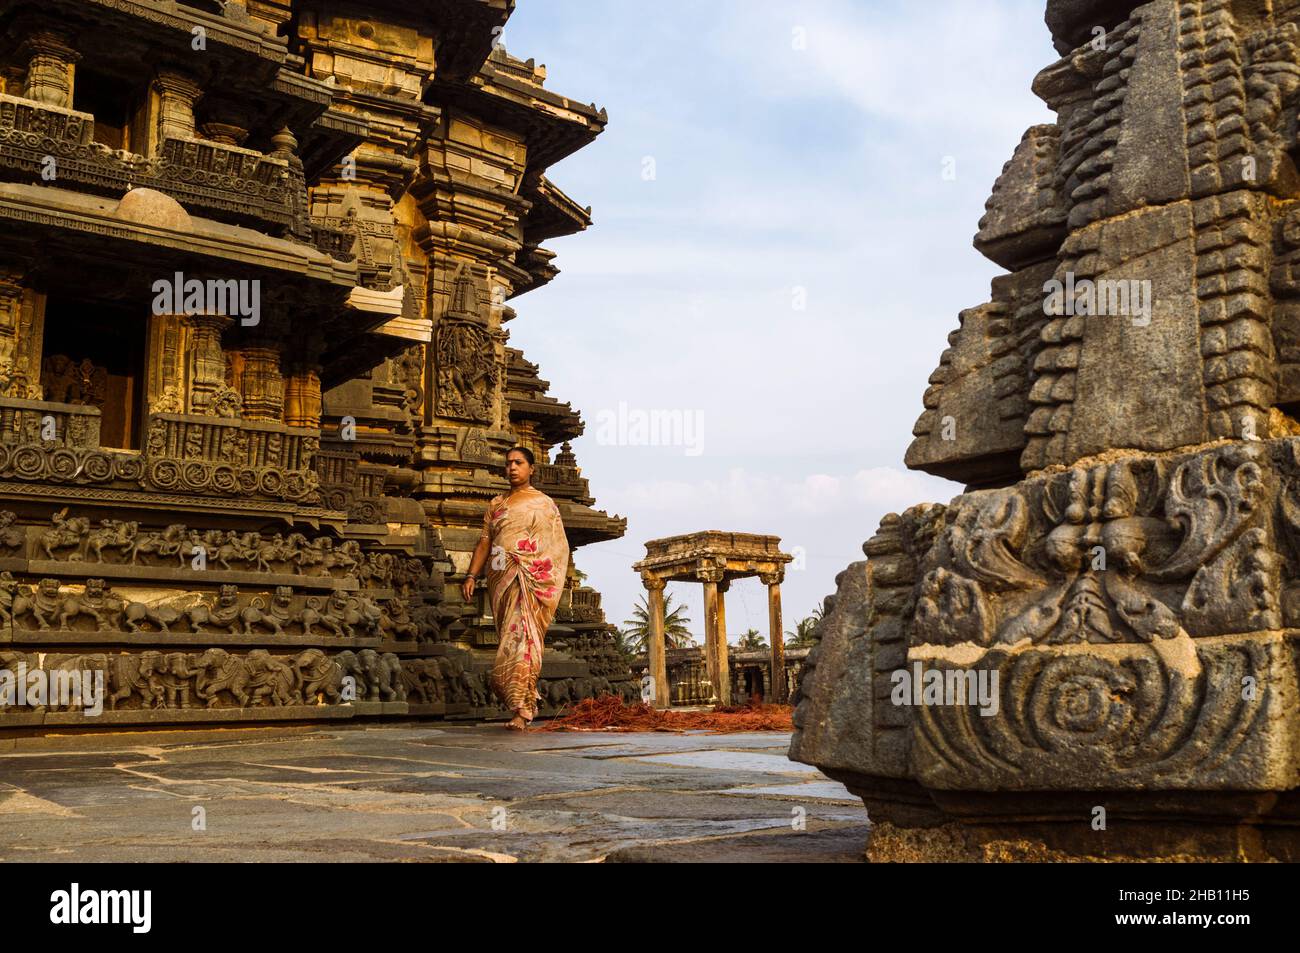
0, 0, 630, 730
633, 646, 809, 707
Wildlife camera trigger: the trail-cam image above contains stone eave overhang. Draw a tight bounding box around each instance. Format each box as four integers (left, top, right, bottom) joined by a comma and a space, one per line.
318, 313, 431, 392
324, 0, 513, 82
0, 182, 358, 288
298, 108, 371, 183
557, 501, 627, 548
507, 397, 583, 440
428, 64, 606, 171
522, 174, 591, 244
270, 72, 372, 182
507, 394, 578, 420
0, 0, 289, 71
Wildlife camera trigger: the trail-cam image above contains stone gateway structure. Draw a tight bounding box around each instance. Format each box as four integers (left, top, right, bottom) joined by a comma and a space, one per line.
0, 0, 632, 732
635, 532, 791, 708
792, 0, 1300, 861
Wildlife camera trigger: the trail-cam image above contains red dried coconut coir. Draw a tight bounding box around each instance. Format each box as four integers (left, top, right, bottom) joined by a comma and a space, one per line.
535, 694, 793, 733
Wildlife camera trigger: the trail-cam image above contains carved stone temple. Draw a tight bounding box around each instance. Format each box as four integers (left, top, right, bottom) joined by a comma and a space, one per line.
0, 0, 632, 731
792, 0, 1300, 861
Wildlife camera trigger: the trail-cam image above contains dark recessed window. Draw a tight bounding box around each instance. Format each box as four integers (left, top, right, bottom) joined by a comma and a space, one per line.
40, 297, 147, 450
72, 68, 138, 152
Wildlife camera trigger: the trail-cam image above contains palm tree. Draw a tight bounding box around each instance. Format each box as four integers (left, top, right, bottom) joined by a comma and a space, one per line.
622, 592, 695, 652
611, 628, 639, 658
786, 609, 824, 647
738, 628, 768, 651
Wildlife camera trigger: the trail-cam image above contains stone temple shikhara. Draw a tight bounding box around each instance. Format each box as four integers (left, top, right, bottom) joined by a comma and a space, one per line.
0, 0, 634, 729
792, 0, 1300, 861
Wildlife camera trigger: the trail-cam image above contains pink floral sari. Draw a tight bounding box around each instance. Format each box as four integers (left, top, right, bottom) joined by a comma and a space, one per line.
482, 487, 569, 721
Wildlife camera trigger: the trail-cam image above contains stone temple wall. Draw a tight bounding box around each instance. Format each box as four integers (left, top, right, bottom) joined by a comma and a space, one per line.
0, 0, 632, 733
792, 0, 1300, 861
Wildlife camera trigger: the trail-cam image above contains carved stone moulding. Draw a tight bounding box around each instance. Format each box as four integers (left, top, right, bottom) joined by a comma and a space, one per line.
793, 437, 1300, 826
910, 630, 1296, 792
0, 397, 101, 449
0, 95, 297, 231
0, 647, 414, 726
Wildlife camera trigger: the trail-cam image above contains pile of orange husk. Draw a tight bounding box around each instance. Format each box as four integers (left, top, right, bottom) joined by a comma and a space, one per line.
535, 694, 793, 733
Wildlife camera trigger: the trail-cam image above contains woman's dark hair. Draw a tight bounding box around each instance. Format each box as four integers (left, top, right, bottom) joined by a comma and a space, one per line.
506, 446, 535, 466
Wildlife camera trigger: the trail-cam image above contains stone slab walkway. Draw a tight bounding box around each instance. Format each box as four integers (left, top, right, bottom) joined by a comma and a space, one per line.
0, 723, 868, 862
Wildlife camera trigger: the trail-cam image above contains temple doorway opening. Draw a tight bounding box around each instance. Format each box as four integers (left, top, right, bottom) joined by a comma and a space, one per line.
40, 296, 146, 450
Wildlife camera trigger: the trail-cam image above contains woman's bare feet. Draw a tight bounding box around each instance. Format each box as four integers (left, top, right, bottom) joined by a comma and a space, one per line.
505, 714, 528, 731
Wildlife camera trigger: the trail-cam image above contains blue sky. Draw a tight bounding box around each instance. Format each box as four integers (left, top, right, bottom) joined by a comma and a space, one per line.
501, 0, 1058, 640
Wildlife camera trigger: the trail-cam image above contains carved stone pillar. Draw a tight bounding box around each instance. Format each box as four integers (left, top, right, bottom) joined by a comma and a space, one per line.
153, 68, 202, 146
146, 313, 190, 413
0, 269, 45, 400
701, 572, 729, 706
0, 270, 25, 397
200, 102, 251, 147
760, 570, 786, 704
642, 574, 669, 709
186, 314, 231, 415
716, 578, 730, 705
20, 30, 78, 108
283, 369, 322, 429
238, 347, 284, 422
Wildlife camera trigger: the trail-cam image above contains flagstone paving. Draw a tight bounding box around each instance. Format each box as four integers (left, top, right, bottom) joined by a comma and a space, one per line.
0, 723, 868, 863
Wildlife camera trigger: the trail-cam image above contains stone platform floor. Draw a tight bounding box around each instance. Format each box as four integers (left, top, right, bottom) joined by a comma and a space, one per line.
0, 722, 868, 862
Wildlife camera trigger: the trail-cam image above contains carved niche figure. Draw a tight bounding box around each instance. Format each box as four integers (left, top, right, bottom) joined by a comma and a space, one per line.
434, 320, 499, 423
41, 355, 107, 406
293, 649, 343, 705
40, 508, 90, 560
245, 649, 303, 706
193, 648, 252, 708
0, 512, 22, 553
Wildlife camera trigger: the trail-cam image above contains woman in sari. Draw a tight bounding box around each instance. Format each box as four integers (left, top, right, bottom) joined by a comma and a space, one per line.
462, 446, 569, 731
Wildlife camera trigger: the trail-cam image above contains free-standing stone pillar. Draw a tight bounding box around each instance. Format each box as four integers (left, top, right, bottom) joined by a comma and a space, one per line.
283, 368, 323, 429
716, 578, 730, 705
0, 267, 44, 400
702, 577, 720, 705
701, 573, 730, 706
761, 571, 785, 703
145, 313, 190, 414
237, 346, 285, 422
642, 575, 669, 709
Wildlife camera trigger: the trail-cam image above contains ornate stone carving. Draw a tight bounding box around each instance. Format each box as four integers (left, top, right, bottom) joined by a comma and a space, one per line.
19, 29, 78, 108
41, 356, 108, 406
0, 93, 301, 235
794, 0, 1300, 859
0, 276, 45, 401
186, 315, 232, 416
434, 318, 498, 423
237, 347, 284, 422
